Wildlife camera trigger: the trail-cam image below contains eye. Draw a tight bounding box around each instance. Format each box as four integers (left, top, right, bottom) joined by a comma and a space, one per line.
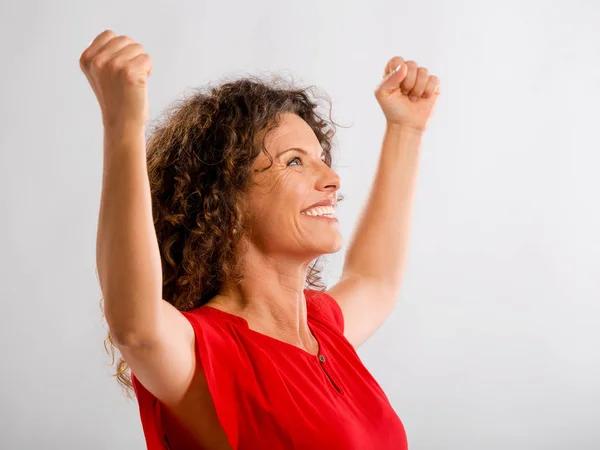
287, 154, 327, 167
287, 156, 302, 166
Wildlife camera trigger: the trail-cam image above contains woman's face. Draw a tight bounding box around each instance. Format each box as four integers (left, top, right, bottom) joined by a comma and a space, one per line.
243, 113, 343, 260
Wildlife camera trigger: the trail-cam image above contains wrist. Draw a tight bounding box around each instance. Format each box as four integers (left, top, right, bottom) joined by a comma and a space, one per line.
103, 127, 147, 163
385, 122, 424, 136
103, 121, 146, 144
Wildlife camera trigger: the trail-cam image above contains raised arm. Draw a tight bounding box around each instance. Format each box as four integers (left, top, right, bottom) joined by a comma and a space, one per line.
327, 56, 441, 348
96, 126, 164, 344
81, 30, 195, 405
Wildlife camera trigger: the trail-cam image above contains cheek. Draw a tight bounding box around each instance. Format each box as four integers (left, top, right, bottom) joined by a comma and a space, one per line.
285, 173, 312, 207
269, 170, 311, 211
249, 171, 313, 226
292, 180, 310, 204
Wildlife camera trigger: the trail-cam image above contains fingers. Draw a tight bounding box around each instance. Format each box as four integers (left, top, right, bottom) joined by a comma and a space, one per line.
80, 30, 140, 74
109, 43, 146, 68
80, 32, 152, 85
79, 30, 116, 70
422, 76, 441, 98
400, 61, 418, 95
374, 56, 409, 98
129, 52, 153, 78
375, 63, 406, 98
408, 67, 429, 100
378, 56, 441, 100
91, 35, 135, 68
383, 56, 405, 77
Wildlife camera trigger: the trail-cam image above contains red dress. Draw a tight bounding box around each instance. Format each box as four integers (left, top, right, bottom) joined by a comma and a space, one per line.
131, 289, 408, 449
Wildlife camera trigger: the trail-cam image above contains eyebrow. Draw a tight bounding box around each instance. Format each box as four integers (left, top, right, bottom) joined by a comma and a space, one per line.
275, 147, 326, 159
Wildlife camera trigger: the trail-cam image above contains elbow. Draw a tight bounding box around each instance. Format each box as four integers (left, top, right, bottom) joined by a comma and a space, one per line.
108, 328, 149, 348
104, 306, 160, 348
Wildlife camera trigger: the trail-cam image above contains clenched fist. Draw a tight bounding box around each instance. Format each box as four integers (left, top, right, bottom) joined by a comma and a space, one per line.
374, 56, 441, 133
79, 30, 152, 131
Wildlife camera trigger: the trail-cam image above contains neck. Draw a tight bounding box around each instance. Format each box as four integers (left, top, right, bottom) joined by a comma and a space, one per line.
212, 243, 318, 351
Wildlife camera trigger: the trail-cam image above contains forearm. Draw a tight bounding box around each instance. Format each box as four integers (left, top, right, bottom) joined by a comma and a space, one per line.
342, 124, 423, 295
96, 126, 163, 345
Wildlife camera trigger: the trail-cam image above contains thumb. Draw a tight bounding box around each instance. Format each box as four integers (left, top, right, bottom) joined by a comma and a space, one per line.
375, 63, 408, 97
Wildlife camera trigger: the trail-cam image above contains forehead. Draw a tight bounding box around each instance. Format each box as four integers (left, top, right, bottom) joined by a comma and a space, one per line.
263, 113, 320, 153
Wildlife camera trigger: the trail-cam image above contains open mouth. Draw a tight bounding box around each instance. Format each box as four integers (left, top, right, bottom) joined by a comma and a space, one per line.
300, 205, 337, 220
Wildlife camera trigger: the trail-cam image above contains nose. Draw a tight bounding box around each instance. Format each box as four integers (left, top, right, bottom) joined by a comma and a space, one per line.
317, 163, 341, 193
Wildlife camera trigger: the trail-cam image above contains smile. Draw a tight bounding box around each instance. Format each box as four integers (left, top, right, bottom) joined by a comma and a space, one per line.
301, 206, 336, 217
301, 206, 338, 222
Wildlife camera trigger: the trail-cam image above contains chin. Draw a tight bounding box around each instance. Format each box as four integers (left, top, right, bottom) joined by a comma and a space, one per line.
317, 236, 344, 255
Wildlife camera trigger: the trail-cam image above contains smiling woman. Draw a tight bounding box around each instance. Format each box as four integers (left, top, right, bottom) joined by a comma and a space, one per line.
240, 112, 344, 267
83, 29, 439, 450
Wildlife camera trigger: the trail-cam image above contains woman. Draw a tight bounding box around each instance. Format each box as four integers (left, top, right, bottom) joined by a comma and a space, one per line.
81, 30, 440, 449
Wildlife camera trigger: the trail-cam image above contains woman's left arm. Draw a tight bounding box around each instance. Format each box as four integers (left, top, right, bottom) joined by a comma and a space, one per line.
327, 57, 441, 348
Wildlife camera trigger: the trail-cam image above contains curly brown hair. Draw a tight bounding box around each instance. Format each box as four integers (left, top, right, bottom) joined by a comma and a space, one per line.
101, 74, 345, 396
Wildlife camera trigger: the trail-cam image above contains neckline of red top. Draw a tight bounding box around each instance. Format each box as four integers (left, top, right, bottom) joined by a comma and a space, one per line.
198, 304, 323, 359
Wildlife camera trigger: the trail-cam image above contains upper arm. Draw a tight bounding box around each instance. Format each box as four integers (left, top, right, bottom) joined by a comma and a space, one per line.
116, 299, 197, 407
325, 274, 398, 348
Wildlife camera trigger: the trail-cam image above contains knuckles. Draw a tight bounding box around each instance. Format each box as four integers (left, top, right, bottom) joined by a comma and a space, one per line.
80, 33, 143, 76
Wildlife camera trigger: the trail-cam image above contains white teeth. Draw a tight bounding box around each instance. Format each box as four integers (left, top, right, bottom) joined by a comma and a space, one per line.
302, 206, 336, 217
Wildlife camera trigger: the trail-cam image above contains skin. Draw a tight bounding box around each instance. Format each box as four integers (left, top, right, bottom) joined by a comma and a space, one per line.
82, 29, 440, 449
205, 112, 344, 354
205, 57, 442, 354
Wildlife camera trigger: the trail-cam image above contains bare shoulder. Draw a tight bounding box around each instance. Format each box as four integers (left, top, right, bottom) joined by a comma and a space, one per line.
120, 300, 232, 448
325, 274, 397, 349
118, 299, 196, 406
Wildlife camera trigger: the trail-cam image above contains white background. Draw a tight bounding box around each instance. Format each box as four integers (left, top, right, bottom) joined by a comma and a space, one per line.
1, 0, 599, 448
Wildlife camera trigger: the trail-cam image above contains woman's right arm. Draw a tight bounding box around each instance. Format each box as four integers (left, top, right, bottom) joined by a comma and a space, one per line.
82, 30, 196, 405
97, 126, 161, 345
98, 126, 197, 403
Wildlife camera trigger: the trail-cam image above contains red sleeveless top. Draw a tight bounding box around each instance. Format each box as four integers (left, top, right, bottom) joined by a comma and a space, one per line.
131, 289, 408, 449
